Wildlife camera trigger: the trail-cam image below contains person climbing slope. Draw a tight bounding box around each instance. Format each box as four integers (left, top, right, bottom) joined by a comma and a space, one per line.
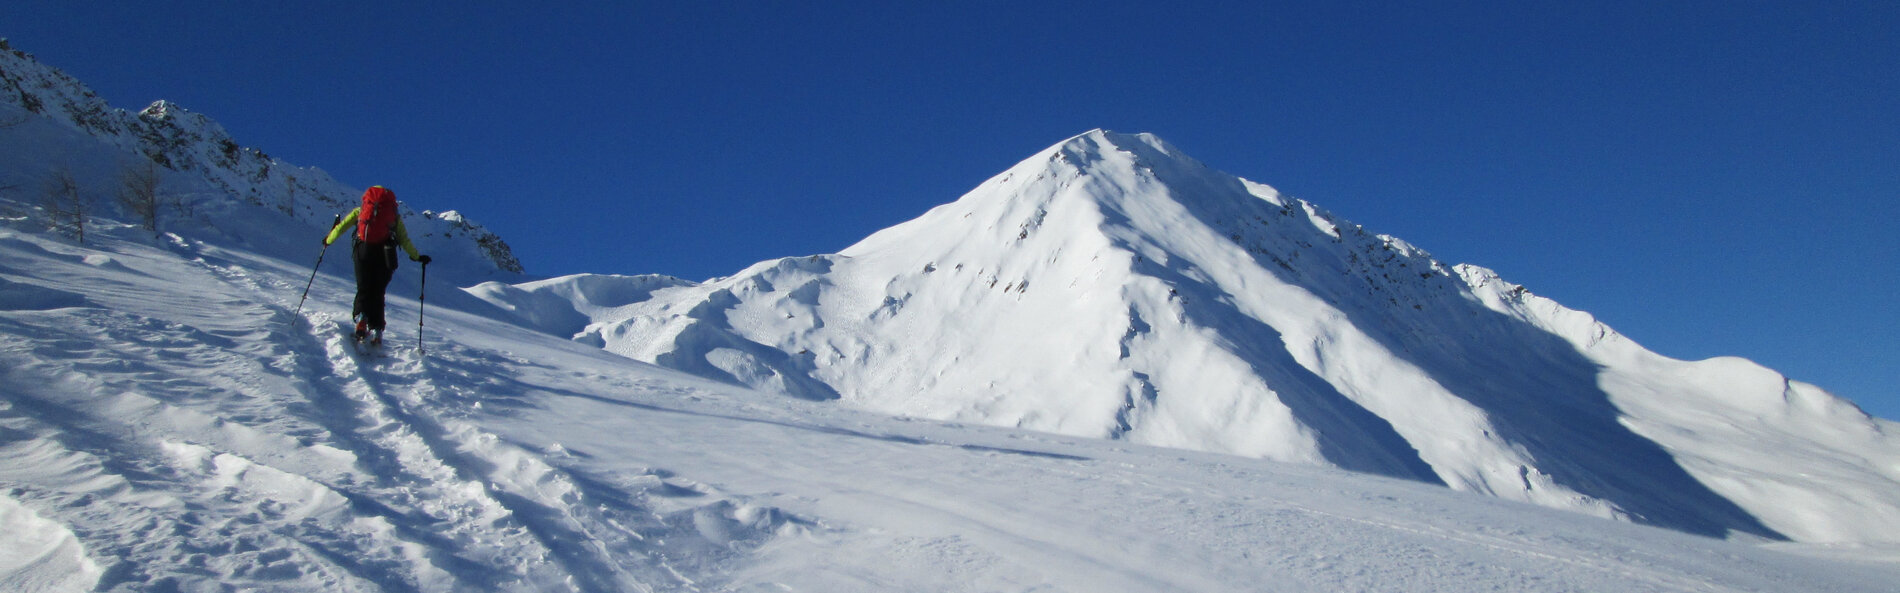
323, 185, 430, 345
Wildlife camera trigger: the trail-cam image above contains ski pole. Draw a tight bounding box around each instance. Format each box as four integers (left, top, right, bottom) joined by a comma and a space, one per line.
293, 214, 343, 320
417, 258, 427, 356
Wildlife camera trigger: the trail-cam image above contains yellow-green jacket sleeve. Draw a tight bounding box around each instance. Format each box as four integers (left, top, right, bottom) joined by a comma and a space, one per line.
324, 208, 361, 246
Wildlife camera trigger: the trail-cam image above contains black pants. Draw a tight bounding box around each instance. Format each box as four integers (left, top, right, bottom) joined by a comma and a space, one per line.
351, 239, 398, 330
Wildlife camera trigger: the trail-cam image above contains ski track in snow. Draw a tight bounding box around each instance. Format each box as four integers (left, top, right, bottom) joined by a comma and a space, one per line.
0, 224, 803, 592
3, 217, 1900, 592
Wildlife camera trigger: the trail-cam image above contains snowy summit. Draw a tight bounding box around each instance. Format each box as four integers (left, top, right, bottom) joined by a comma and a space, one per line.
474, 129, 1900, 545
3, 43, 1899, 592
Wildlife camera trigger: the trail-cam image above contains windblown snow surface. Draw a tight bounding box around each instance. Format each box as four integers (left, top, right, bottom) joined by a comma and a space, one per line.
3, 202, 1899, 592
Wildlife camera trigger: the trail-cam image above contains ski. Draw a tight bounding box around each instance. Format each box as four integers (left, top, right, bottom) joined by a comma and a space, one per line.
343, 320, 389, 359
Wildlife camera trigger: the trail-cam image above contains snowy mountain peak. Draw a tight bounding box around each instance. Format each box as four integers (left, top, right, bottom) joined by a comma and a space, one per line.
1055, 128, 1195, 164
962, 128, 1225, 212
473, 130, 1900, 544
137, 99, 221, 135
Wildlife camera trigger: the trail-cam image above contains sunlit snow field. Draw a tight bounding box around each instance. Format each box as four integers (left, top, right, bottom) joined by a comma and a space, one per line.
2, 208, 1896, 592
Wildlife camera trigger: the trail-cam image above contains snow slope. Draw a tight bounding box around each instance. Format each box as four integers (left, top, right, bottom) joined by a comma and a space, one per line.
4, 193, 1900, 592
472, 130, 1900, 545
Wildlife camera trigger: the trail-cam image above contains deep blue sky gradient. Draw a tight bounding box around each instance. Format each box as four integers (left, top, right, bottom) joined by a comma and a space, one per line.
5, 1, 1896, 418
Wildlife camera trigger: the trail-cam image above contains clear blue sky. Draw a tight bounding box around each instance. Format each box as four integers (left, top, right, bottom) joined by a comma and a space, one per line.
6, 1, 1896, 419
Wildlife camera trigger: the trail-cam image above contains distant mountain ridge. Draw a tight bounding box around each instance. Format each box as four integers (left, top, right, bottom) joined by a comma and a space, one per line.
0, 40, 522, 279
471, 130, 1900, 544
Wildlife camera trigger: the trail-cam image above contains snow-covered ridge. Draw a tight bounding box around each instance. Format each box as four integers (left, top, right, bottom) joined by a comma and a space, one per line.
472, 129, 1900, 544
0, 40, 522, 279
419, 209, 523, 275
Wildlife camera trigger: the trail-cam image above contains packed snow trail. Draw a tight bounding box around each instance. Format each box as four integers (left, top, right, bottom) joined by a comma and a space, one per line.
3, 213, 1899, 591
0, 220, 799, 591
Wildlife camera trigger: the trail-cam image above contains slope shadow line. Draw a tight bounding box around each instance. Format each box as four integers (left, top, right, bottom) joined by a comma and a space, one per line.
1128, 142, 1786, 540
1060, 137, 1443, 484
1128, 254, 1445, 485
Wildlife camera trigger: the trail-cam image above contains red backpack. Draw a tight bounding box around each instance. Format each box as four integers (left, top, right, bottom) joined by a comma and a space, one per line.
357, 186, 399, 244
